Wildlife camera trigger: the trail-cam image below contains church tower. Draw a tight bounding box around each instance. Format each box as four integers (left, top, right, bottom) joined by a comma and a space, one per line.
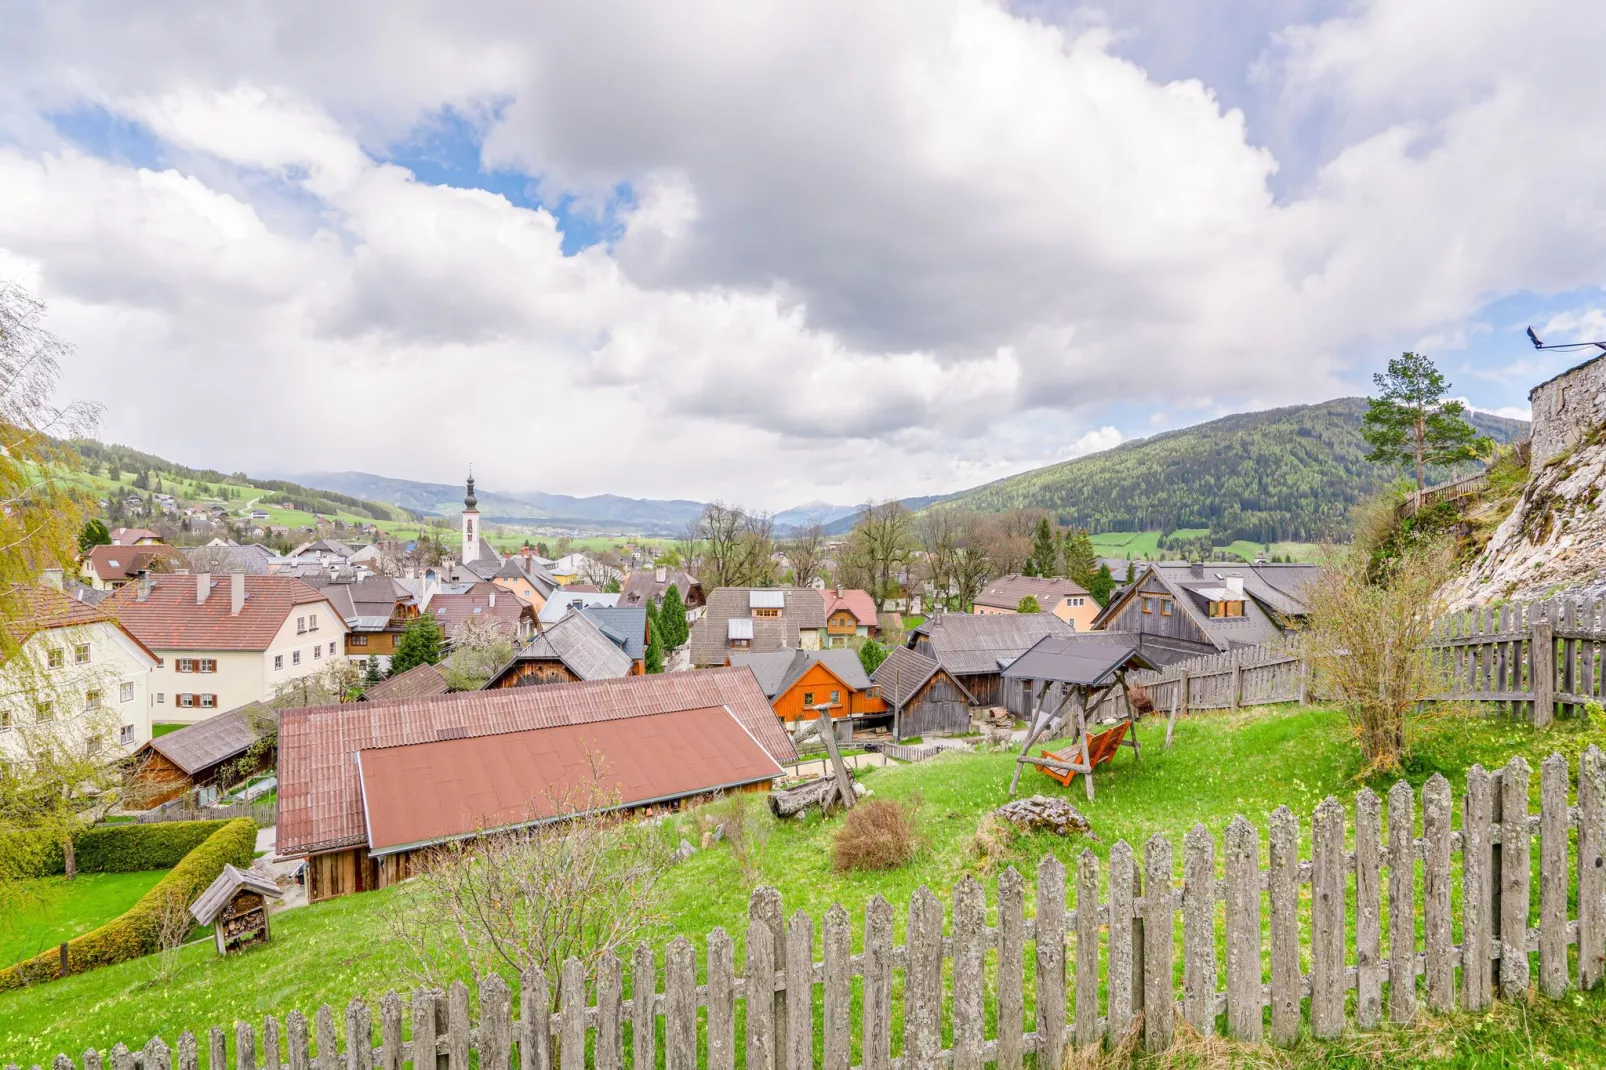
461, 471, 480, 565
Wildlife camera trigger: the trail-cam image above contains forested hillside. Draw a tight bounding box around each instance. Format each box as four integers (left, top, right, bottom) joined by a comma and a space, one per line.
938, 398, 1529, 543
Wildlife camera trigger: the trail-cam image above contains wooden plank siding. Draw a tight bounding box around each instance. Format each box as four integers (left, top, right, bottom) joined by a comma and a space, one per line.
896, 671, 972, 738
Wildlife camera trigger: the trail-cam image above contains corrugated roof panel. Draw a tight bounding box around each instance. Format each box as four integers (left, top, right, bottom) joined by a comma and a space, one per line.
749, 591, 787, 609
728, 617, 755, 640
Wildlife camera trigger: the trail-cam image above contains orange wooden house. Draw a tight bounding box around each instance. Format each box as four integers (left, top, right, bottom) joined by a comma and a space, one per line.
727, 648, 887, 725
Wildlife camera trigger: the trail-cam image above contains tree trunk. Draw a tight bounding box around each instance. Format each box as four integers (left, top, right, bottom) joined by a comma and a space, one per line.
63, 836, 76, 881
768, 777, 844, 817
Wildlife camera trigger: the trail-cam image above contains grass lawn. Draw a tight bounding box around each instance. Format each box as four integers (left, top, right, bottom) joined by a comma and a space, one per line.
6, 706, 1606, 1066
1, 871, 169, 970
151, 723, 186, 738
1088, 530, 1322, 565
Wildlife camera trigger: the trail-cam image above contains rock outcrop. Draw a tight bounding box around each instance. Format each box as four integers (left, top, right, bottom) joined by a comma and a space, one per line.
1447, 435, 1606, 608
993, 795, 1092, 836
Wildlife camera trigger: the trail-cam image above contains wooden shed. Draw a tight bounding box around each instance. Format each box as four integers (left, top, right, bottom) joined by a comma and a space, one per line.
872, 645, 977, 739
189, 864, 283, 955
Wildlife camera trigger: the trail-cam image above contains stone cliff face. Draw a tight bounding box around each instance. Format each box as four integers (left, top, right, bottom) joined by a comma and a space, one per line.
1447, 435, 1606, 608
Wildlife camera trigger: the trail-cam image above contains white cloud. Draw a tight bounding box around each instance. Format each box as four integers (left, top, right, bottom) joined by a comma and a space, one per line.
0, 0, 1597, 509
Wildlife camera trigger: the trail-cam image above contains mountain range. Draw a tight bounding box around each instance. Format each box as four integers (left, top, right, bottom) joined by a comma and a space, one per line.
266, 396, 1527, 541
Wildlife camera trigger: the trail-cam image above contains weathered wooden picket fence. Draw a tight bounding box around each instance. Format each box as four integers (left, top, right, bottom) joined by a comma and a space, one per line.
25, 747, 1606, 1070
1124, 643, 1305, 720
136, 801, 276, 827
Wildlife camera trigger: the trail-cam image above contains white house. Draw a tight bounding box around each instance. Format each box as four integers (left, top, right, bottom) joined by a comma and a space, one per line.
105, 572, 349, 722
0, 583, 161, 758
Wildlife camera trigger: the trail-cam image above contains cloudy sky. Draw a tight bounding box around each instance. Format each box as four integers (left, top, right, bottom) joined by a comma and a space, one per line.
2, 1, 1604, 511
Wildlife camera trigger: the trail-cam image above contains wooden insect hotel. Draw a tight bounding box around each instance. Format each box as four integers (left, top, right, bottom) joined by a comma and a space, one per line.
189, 863, 283, 955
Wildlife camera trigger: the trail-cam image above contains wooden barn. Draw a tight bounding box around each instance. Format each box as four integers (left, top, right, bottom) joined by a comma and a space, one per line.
483, 609, 640, 688
904, 612, 1075, 714
276, 669, 797, 902
871, 645, 976, 739
130, 703, 276, 808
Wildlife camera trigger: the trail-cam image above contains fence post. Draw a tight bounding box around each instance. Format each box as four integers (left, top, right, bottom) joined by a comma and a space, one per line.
238, 1023, 256, 1070
1229, 652, 1241, 711
1387, 781, 1417, 1023
905, 887, 944, 1070
1580, 746, 1606, 989
208, 1029, 226, 1070
1540, 754, 1570, 997
954, 877, 987, 1069
1074, 852, 1100, 1048
1423, 775, 1454, 1010
1224, 816, 1261, 1041
1532, 615, 1555, 727
1463, 767, 1494, 1010
482, 980, 514, 1070
1269, 807, 1300, 1045
1182, 825, 1216, 1034
595, 954, 622, 1070
1311, 797, 1346, 1038
822, 908, 851, 1070
861, 895, 893, 1070
708, 930, 737, 1070
1105, 843, 1138, 1044
632, 946, 655, 1070
145, 1039, 171, 1070
785, 914, 813, 1070
1034, 857, 1066, 1067
749, 887, 785, 1063
377, 997, 400, 1070
286, 1012, 308, 1070
1143, 836, 1174, 1052
1355, 789, 1383, 1029
519, 966, 550, 1070
1500, 758, 1532, 997
667, 937, 698, 1070
744, 919, 776, 1070
314, 1006, 337, 1070
265, 1019, 281, 1070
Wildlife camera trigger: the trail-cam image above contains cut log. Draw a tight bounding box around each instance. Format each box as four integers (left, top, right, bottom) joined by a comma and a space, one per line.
768, 777, 845, 818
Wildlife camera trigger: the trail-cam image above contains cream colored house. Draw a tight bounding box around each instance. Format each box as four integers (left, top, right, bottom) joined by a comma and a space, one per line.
105, 572, 348, 723
0, 585, 161, 759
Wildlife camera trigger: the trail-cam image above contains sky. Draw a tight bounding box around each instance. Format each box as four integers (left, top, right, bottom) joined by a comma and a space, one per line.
2, 2, 1605, 512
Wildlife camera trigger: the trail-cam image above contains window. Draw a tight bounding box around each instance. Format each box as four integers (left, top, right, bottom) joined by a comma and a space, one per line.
293, 650, 301, 665
1141, 596, 1154, 614
309, 612, 319, 632
177, 658, 195, 673
351, 634, 368, 647
155, 693, 164, 704
199, 658, 216, 673
274, 655, 284, 670
47, 647, 63, 669
75, 644, 91, 665
0, 709, 10, 730
1160, 598, 1173, 617
329, 642, 336, 656
35, 701, 52, 721
178, 694, 194, 708
296, 616, 306, 634
1071, 597, 1084, 607
200, 694, 215, 708
830, 690, 841, 704
730, 638, 750, 648
803, 691, 815, 706
119, 724, 135, 746
1208, 600, 1246, 618
120, 681, 135, 703
314, 645, 322, 659
753, 607, 781, 618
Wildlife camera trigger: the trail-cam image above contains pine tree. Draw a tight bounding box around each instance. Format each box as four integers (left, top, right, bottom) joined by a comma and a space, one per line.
1028, 517, 1058, 577
1363, 351, 1492, 493
1124, 560, 1136, 585
858, 637, 889, 676
1016, 595, 1041, 614
363, 656, 382, 687
77, 519, 110, 554
644, 614, 664, 674
659, 582, 688, 648
390, 617, 444, 675
1089, 564, 1116, 606
1062, 528, 1097, 590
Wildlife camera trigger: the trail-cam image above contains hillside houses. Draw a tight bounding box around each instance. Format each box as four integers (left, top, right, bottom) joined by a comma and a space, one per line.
973, 574, 1098, 631
619, 566, 705, 620
729, 647, 887, 727
905, 612, 1075, 711
1090, 561, 1321, 666
688, 586, 880, 667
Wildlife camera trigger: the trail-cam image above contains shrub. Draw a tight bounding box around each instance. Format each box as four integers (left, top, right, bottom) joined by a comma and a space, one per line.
75, 820, 232, 873
0, 828, 65, 879
0, 818, 255, 989
831, 799, 919, 873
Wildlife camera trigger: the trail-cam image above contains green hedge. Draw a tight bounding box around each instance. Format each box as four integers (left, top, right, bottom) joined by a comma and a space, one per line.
0, 819, 230, 880
0, 818, 256, 989
75, 820, 231, 873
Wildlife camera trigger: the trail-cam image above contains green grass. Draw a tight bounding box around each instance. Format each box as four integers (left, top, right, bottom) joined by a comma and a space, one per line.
1089, 530, 1322, 564
151, 723, 185, 738
0, 871, 169, 969
2, 706, 1603, 1065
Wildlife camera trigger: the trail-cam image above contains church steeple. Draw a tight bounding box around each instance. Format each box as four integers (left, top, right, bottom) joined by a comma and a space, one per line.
462, 469, 480, 564
464, 471, 478, 510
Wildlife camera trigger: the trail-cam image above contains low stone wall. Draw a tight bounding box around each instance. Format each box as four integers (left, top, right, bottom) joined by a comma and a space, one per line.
1530, 352, 1606, 467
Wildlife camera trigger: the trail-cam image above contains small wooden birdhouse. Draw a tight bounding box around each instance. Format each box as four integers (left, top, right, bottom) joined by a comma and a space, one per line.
190, 864, 283, 955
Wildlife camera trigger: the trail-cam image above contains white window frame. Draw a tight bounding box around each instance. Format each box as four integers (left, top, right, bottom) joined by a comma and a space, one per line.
75, 644, 91, 665
120, 681, 135, 703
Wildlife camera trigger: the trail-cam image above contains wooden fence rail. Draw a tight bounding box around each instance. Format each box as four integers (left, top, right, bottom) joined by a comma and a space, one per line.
23, 747, 1606, 1069
1122, 593, 1606, 728
136, 802, 277, 828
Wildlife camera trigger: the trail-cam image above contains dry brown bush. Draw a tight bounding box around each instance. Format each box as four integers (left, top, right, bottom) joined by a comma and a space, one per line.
831, 798, 919, 872
969, 812, 1017, 874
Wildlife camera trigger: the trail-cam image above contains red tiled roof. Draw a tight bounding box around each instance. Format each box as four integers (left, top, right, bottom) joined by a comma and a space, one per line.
820, 587, 879, 626
357, 705, 782, 854
427, 583, 531, 639
973, 574, 1090, 611
84, 543, 183, 581
277, 667, 798, 855
104, 574, 333, 651
3, 585, 158, 661
109, 528, 162, 546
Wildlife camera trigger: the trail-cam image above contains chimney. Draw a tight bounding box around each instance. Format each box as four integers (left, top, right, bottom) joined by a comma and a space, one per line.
231, 570, 245, 615
40, 568, 63, 591
197, 572, 211, 604
489, 589, 497, 608
1225, 576, 1244, 600
655, 565, 667, 583
137, 575, 153, 602
1189, 561, 1204, 577
836, 585, 844, 597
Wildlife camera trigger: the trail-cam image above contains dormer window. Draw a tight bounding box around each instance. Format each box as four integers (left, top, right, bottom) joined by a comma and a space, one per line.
749, 591, 785, 618
1208, 600, 1246, 618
